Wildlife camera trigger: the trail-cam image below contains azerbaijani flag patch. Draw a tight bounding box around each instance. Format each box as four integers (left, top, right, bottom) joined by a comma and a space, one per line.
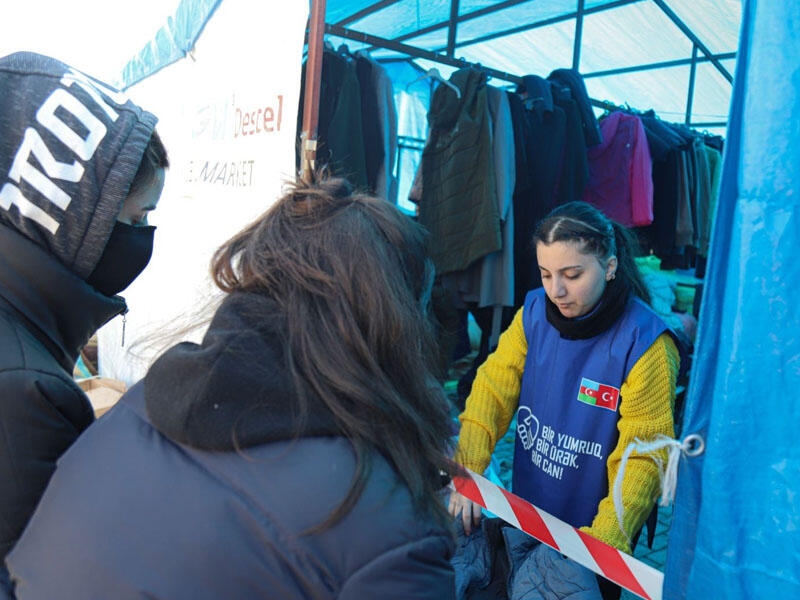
577, 377, 620, 411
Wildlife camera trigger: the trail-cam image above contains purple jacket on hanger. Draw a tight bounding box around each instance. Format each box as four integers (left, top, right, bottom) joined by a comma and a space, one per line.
582, 111, 653, 227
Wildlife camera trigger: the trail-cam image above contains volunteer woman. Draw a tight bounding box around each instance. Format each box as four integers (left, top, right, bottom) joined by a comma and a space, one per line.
449, 201, 680, 599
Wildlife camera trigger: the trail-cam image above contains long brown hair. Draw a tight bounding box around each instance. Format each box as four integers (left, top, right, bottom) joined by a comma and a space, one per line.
210, 173, 456, 529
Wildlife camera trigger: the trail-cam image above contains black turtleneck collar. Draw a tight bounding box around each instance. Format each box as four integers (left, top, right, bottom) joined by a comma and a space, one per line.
144, 292, 342, 451
0, 224, 126, 371
544, 279, 631, 340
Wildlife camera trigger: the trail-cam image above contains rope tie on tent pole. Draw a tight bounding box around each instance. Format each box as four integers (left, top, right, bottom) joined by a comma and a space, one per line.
300, 134, 317, 182
612, 433, 705, 545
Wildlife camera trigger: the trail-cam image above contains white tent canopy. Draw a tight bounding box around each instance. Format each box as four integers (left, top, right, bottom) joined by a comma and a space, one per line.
322, 0, 740, 133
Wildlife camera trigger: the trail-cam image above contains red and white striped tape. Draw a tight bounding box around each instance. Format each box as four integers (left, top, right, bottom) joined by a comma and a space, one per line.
452, 469, 664, 600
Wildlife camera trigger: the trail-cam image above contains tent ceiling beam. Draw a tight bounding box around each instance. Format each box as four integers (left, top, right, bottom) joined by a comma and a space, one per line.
687, 121, 726, 128
391, 0, 531, 45
334, 0, 401, 28
686, 44, 699, 124
397, 0, 639, 51
652, 0, 733, 83
573, 0, 586, 70
582, 52, 736, 79
325, 23, 523, 84
446, 0, 460, 58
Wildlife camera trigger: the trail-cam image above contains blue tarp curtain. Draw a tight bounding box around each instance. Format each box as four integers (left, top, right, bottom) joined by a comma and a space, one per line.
664, 1, 800, 597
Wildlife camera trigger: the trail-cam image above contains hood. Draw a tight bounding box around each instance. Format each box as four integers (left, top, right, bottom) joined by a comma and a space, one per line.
520, 74, 554, 117
547, 68, 603, 148
0, 51, 158, 279
144, 292, 341, 451
0, 223, 126, 370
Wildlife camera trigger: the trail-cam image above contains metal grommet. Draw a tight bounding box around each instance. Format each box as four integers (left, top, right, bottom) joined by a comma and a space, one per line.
682, 433, 705, 457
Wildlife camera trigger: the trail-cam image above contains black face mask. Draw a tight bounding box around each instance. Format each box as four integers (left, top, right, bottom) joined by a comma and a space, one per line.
86, 222, 156, 297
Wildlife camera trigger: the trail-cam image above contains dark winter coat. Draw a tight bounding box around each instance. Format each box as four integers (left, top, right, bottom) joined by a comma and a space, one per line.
0, 51, 157, 562
452, 518, 601, 600
6, 292, 457, 599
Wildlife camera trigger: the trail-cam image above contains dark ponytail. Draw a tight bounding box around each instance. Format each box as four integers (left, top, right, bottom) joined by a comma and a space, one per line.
610, 221, 650, 305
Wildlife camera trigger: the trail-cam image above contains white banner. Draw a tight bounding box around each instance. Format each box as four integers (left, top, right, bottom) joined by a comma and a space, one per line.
98, 0, 309, 384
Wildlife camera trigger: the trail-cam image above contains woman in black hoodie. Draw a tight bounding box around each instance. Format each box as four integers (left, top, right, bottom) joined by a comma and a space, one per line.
6, 173, 459, 599
0, 51, 167, 595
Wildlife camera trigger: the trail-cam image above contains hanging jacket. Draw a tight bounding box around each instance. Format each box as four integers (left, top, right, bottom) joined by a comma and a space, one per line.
442, 84, 516, 311
546, 68, 602, 148
419, 67, 501, 275
583, 111, 654, 227
507, 75, 591, 306
6, 292, 456, 599
0, 51, 158, 562
297, 46, 368, 190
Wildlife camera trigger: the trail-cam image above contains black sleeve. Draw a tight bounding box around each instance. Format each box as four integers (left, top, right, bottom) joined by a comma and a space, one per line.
0, 370, 93, 559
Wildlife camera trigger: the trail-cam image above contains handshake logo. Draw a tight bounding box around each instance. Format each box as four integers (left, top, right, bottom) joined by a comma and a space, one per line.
516, 407, 539, 451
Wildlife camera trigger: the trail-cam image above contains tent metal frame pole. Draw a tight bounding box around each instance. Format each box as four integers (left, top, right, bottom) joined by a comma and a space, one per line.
325, 23, 523, 84
582, 52, 736, 78
573, 0, 585, 70
334, 0, 402, 27
301, 0, 327, 182
686, 44, 698, 125
689, 121, 726, 128
392, 0, 639, 47
392, 0, 532, 44
446, 0, 460, 58
651, 0, 733, 83
427, 0, 639, 51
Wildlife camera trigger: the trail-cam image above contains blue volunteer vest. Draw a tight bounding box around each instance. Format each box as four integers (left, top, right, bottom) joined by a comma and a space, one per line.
512, 288, 669, 528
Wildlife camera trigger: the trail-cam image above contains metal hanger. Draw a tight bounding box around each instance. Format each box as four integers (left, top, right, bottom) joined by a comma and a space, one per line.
407, 67, 461, 99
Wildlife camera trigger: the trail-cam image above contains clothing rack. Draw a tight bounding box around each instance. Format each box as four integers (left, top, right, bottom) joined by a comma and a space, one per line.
328, 23, 637, 115
324, 24, 730, 131
324, 23, 523, 86
591, 98, 728, 130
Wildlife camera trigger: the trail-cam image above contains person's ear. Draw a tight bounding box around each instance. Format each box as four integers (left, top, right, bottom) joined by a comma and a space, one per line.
605, 256, 618, 281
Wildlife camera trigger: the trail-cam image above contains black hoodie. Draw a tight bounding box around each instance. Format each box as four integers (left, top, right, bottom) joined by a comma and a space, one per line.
0, 51, 158, 561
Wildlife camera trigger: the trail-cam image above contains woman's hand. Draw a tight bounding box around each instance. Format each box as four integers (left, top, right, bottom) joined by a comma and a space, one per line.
448, 490, 483, 535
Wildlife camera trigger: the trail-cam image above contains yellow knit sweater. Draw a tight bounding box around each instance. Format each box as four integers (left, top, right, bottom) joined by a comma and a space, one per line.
455, 307, 679, 553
